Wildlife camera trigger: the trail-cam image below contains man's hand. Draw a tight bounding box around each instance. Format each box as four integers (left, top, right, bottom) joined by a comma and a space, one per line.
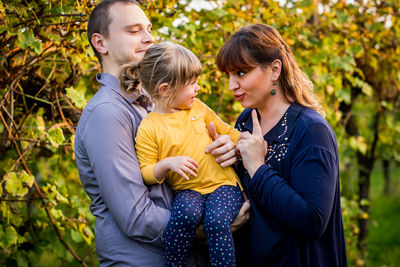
205, 122, 237, 167
232, 194, 251, 232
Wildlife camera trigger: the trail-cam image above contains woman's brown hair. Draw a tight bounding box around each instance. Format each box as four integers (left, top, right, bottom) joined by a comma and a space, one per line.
217, 24, 324, 116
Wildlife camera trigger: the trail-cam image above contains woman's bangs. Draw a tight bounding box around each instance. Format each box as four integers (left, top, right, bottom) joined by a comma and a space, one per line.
217, 41, 254, 73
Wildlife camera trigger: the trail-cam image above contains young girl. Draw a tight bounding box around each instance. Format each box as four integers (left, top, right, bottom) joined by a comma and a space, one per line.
120, 42, 244, 267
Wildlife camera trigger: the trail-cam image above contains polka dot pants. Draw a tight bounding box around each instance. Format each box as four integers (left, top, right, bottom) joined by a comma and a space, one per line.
164, 185, 244, 267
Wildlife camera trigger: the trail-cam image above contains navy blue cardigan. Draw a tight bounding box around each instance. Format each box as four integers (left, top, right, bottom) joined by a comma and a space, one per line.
233, 102, 347, 267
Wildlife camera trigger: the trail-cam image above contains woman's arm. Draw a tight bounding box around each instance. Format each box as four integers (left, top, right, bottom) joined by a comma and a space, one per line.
238, 111, 338, 239
248, 145, 338, 239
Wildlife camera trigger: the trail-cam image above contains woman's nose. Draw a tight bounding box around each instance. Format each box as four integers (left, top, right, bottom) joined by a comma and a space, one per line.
229, 77, 239, 91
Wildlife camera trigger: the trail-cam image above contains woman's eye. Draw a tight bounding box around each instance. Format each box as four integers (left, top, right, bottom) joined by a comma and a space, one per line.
225, 73, 230, 79
237, 71, 246, 77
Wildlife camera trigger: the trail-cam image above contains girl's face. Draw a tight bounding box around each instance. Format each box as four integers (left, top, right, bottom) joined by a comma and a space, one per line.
169, 78, 200, 111
227, 65, 274, 110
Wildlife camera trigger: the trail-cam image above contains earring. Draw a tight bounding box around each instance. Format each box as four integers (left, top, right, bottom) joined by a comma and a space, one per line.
270, 81, 277, 96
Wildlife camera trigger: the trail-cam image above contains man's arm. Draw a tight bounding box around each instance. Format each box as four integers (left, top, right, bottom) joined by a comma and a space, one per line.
83, 103, 170, 246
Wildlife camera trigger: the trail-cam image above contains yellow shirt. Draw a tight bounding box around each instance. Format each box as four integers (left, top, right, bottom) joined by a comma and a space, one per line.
135, 98, 241, 195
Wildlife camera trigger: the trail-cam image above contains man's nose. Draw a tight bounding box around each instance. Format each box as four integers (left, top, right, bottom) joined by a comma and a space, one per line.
143, 30, 155, 44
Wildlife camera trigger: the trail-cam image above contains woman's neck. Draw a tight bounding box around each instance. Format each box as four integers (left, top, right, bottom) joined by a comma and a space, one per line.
257, 98, 291, 135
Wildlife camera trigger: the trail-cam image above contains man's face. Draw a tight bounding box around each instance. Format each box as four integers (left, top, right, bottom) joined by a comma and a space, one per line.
103, 3, 154, 67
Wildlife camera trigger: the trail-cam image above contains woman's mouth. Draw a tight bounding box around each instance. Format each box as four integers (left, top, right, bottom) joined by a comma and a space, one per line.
234, 93, 244, 101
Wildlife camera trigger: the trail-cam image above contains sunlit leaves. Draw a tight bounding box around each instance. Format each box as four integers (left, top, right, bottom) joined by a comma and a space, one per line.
47, 127, 65, 148
3, 171, 34, 197
0, 226, 18, 249
1, 0, 400, 266
66, 86, 86, 109
18, 28, 42, 55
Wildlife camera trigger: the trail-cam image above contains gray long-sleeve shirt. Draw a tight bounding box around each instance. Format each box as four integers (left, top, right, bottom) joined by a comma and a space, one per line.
75, 73, 174, 266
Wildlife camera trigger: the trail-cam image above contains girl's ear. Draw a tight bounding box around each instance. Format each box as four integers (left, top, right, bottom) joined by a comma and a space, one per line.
271, 59, 282, 80
158, 83, 170, 98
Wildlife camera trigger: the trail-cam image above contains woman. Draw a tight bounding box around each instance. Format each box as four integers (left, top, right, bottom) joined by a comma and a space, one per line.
217, 24, 347, 266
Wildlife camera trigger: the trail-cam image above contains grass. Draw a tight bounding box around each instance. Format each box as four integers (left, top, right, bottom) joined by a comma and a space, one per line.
367, 163, 400, 267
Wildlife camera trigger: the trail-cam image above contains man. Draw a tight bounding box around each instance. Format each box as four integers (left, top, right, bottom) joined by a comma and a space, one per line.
74, 1, 248, 266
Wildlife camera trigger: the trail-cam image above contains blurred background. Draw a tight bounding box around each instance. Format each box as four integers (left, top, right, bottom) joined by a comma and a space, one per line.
0, 0, 399, 266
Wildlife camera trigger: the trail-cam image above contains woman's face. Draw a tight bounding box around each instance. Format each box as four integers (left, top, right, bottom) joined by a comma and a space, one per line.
227, 66, 274, 109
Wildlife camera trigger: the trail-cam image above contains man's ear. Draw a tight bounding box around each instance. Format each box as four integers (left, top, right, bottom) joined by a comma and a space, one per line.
158, 83, 170, 97
271, 59, 282, 80
91, 33, 108, 55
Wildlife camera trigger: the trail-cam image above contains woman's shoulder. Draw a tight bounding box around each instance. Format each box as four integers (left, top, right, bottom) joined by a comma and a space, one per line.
298, 106, 332, 132
294, 105, 338, 152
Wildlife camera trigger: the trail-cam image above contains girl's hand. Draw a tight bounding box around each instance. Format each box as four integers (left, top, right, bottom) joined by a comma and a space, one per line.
167, 156, 199, 180
236, 110, 268, 177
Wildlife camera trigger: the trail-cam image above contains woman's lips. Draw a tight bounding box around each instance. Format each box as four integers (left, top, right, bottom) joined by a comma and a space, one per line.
234, 93, 244, 101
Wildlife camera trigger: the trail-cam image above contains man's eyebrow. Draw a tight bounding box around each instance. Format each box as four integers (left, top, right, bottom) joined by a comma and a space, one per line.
124, 23, 152, 28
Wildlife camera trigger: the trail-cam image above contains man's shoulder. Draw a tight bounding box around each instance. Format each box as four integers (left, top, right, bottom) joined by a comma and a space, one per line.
77, 86, 138, 134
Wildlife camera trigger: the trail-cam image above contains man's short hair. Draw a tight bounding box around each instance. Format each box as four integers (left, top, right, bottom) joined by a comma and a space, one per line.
87, 0, 140, 64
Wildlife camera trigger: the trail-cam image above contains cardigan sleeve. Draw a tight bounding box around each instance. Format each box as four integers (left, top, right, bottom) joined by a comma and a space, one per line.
247, 122, 338, 239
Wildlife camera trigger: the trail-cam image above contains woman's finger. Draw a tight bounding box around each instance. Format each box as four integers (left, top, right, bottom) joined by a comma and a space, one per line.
251, 109, 263, 137
238, 131, 252, 141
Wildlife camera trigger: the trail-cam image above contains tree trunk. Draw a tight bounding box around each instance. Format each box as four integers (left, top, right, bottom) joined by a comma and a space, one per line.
383, 159, 391, 195
356, 152, 375, 259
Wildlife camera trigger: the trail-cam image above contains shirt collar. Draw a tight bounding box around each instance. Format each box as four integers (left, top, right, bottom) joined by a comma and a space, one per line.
96, 73, 153, 111
241, 102, 303, 143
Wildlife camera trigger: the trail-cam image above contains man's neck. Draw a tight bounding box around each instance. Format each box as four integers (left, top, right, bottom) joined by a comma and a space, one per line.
102, 61, 121, 77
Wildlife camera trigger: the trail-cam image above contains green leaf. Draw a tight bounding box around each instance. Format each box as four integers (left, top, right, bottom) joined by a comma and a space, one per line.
17, 28, 42, 54
66, 86, 87, 109
3, 171, 34, 197
0, 225, 18, 249
71, 229, 83, 243
360, 198, 370, 206
32, 41, 42, 55
47, 127, 65, 148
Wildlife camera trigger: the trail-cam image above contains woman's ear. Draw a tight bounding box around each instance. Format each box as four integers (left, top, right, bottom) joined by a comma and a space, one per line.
158, 83, 170, 98
91, 33, 108, 55
271, 59, 282, 80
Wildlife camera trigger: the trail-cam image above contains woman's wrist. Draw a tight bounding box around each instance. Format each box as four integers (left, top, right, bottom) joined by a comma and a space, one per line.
248, 160, 265, 178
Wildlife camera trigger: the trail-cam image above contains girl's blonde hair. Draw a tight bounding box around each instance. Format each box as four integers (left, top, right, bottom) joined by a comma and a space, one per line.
217, 24, 324, 116
120, 42, 202, 105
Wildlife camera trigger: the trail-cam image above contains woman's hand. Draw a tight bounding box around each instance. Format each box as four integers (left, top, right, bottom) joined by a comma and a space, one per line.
236, 110, 268, 177
205, 122, 237, 167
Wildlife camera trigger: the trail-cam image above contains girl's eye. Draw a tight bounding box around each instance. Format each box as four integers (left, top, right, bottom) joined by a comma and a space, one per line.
225, 73, 230, 79
237, 71, 246, 77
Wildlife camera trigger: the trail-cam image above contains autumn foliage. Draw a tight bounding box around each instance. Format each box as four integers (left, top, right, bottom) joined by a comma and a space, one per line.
1, 0, 399, 266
